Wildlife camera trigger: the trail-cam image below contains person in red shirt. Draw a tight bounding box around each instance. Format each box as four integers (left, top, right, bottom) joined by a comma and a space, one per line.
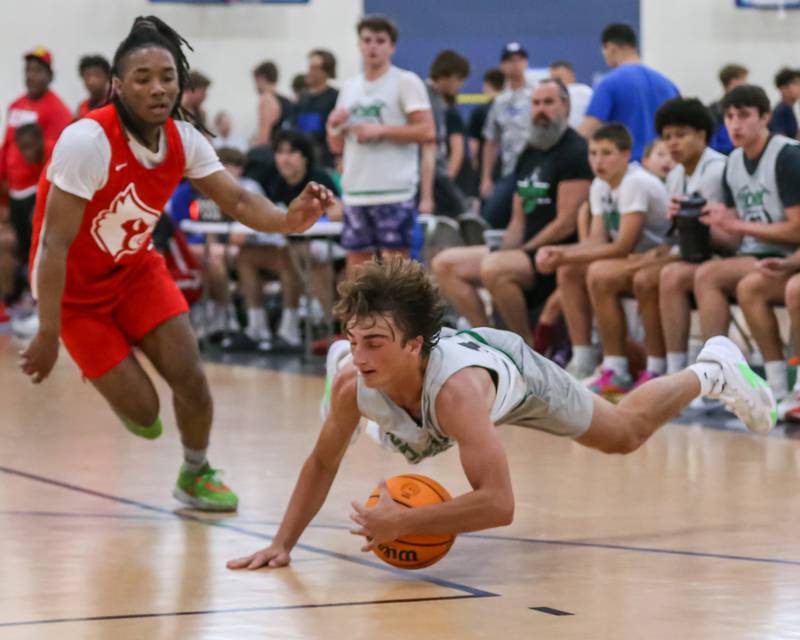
0, 47, 72, 276
19, 16, 335, 512
76, 54, 111, 119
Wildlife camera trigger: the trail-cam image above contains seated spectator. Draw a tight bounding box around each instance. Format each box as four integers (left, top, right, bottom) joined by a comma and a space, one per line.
577, 23, 679, 162
708, 64, 748, 154
253, 61, 293, 146
0, 217, 15, 322
656, 98, 727, 378
211, 111, 248, 153
293, 49, 339, 168
480, 43, 533, 228
549, 60, 593, 129
422, 49, 471, 216
736, 251, 800, 420
236, 130, 342, 350
536, 124, 670, 388
769, 67, 800, 139
433, 79, 591, 341
641, 138, 674, 179
182, 70, 211, 130
76, 54, 110, 118
467, 68, 504, 198
694, 85, 800, 401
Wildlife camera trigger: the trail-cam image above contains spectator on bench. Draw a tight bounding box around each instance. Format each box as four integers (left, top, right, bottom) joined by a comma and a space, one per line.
433, 80, 591, 343
768, 67, 800, 140
536, 124, 669, 391
656, 98, 727, 377
736, 250, 800, 420
694, 84, 800, 401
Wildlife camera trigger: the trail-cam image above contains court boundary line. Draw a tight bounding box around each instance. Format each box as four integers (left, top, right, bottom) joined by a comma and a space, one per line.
0, 464, 496, 599
0, 594, 479, 628
4, 509, 800, 567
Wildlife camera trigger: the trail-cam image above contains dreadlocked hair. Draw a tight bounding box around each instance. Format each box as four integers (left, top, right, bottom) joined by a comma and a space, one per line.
110, 16, 210, 140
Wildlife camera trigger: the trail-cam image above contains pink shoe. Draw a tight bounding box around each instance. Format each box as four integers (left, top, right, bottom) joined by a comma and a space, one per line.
587, 368, 634, 398
632, 370, 661, 390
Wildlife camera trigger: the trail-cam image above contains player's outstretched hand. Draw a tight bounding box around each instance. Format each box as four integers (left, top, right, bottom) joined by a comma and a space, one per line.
284, 182, 336, 234
19, 331, 60, 384
227, 544, 291, 570
349, 480, 403, 551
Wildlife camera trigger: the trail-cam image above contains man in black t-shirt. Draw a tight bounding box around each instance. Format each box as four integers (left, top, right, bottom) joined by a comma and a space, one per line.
432, 80, 592, 342
293, 50, 339, 168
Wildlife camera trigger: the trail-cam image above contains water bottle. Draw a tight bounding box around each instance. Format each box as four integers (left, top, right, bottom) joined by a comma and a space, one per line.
675, 195, 711, 263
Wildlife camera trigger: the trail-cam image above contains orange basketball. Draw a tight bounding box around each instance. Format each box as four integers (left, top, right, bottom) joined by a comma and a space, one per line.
365, 474, 456, 570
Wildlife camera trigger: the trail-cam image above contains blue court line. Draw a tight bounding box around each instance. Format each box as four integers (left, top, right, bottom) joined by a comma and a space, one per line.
0, 465, 496, 598
4, 509, 800, 568
0, 594, 478, 628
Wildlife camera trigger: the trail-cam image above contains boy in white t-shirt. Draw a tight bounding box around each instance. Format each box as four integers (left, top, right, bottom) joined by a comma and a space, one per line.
326, 15, 435, 272
536, 124, 669, 396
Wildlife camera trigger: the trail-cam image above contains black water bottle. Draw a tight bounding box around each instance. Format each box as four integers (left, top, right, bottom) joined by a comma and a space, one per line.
675, 195, 711, 263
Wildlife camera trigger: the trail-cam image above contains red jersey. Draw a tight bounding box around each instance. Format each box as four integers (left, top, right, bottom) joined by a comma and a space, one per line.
30, 104, 186, 306
0, 90, 72, 197
76, 98, 107, 120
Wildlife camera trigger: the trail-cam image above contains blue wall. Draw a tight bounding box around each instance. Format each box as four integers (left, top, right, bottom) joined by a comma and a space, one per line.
363, 0, 639, 93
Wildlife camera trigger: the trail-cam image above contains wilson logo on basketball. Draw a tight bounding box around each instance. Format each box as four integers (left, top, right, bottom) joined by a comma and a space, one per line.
90, 183, 161, 261
399, 482, 421, 499
377, 544, 418, 563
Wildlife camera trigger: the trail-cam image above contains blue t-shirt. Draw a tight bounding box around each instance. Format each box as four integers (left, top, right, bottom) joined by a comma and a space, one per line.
167, 180, 204, 244
769, 102, 798, 139
586, 64, 680, 161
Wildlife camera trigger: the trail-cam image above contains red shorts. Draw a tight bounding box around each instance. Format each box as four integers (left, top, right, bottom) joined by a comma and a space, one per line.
60, 252, 189, 379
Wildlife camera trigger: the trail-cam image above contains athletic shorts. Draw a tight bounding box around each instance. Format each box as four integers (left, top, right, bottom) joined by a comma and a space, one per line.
60, 252, 189, 380
522, 248, 558, 309
340, 198, 417, 252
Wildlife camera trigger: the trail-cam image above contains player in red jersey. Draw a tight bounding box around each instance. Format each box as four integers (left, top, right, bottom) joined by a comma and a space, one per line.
19, 16, 335, 511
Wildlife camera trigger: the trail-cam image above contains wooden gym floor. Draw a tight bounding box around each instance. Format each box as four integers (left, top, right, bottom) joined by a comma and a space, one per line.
1, 333, 799, 639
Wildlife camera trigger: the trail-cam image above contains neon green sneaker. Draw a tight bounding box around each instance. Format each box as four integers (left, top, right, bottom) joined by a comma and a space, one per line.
173, 463, 238, 512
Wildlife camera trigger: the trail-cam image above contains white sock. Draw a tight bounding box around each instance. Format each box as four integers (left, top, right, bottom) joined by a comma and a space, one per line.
689, 362, 722, 396
279, 307, 300, 343
183, 447, 208, 473
602, 355, 629, 376
247, 307, 269, 339
646, 357, 666, 375
666, 352, 688, 374
764, 360, 788, 399
572, 345, 595, 372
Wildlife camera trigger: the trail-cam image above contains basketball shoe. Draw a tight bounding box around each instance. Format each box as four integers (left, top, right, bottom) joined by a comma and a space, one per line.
695, 336, 776, 434
174, 463, 238, 512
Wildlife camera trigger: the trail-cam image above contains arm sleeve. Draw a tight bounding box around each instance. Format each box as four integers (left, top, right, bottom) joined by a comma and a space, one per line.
699, 158, 727, 203
722, 161, 735, 207
177, 122, 225, 179
46, 120, 109, 200
589, 178, 605, 216
775, 144, 800, 208
482, 101, 500, 142
398, 72, 431, 114
584, 77, 614, 122
445, 108, 466, 136
618, 172, 652, 215
557, 140, 594, 182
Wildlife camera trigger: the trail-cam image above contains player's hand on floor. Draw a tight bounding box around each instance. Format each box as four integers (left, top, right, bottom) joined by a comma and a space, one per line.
285, 182, 336, 233
227, 544, 291, 570
18, 331, 60, 384
350, 480, 403, 551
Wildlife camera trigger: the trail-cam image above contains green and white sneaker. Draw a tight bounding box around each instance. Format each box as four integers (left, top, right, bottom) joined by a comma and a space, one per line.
320, 339, 352, 421
696, 336, 777, 434
173, 463, 238, 512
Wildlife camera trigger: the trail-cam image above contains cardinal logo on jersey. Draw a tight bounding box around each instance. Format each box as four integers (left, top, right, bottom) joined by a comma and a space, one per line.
90, 183, 161, 261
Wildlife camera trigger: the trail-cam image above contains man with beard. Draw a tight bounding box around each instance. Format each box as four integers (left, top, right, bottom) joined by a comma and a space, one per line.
433, 79, 592, 342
